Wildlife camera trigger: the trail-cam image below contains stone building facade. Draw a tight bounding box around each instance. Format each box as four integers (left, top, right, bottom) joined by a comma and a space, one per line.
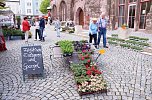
50, 0, 152, 31
50, 0, 108, 29
111, 0, 152, 31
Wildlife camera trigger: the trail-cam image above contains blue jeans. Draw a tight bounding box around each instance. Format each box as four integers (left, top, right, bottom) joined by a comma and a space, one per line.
56, 29, 60, 37
98, 28, 107, 47
40, 27, 44, 40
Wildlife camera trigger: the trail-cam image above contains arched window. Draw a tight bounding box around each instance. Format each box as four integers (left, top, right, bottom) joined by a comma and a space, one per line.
52, 5, 57, 20
59, 1, 67, 21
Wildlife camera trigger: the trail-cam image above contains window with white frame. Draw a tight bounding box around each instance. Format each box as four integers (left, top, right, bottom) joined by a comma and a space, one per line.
118, 0, 125, 26
139, 0, 152, 29
27, 2, 31, 6
36, 9, 39, 13
36, 2, 38, 7
27, 9, 31, 13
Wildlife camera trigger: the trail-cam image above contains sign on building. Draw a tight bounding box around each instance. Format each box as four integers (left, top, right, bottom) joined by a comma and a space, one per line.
0, 15, 14, 25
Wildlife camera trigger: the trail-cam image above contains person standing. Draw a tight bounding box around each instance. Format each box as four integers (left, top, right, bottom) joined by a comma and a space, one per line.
55, 18, 61, 37
22, 17, 30, 42
39, 16, 45, 41
0, 25, 7, 51
97, 13, 108, 48
89, 18, 98, 48
34, 18, 40, 41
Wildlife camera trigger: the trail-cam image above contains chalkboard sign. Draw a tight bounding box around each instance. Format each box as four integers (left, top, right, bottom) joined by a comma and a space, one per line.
21, 45, 44, 80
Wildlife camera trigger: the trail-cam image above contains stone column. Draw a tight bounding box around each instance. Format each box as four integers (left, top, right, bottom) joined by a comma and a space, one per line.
134, 0, 140, 31
146, 5, 152, 34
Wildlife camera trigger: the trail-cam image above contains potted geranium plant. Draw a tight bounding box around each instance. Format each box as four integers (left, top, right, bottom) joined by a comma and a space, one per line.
121, 24, 128, 30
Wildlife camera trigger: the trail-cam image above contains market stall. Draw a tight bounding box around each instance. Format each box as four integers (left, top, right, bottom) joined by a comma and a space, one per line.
50, 40, 108, 95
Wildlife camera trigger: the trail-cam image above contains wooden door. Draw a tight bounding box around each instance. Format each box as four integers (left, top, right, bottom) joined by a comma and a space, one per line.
79, 9, 84, 26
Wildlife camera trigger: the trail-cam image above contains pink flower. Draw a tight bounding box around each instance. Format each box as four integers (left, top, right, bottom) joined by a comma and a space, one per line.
82, 50, 86, 53
81, 57, 85, 60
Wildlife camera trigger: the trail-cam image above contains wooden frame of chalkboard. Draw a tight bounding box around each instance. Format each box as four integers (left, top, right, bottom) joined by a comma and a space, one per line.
21, 45, 44, 81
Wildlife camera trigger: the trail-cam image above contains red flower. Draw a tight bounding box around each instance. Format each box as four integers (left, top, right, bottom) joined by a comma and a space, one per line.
86, 70, 92, 76
95, 70, 102, 75
85, 64, 89, 69
87, 59, 91, 63
91, 66, 95, 71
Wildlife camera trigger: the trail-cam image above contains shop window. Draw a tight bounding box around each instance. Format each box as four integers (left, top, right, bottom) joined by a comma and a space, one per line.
139, 1, 151, 29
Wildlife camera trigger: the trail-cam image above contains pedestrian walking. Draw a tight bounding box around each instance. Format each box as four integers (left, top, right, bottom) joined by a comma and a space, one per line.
97, 13, 108, 48
89, 18, 98, 48
22, 17, 31, 43
39, 16, 45, 41
34, 18, 40, 41
55, 18, 61, 37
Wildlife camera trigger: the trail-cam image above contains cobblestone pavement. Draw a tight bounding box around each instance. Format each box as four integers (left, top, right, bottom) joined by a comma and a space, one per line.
0, 25, 152, 100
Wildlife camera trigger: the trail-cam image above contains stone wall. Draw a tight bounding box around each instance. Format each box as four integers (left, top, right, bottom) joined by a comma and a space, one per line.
51, 0, 108, 25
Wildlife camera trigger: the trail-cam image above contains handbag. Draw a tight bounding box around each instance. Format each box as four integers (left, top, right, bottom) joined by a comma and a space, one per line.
43, 30, 47, 37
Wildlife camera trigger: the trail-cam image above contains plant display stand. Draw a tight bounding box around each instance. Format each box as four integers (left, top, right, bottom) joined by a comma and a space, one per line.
78, 89, 107, 96
50, 40, 108, 96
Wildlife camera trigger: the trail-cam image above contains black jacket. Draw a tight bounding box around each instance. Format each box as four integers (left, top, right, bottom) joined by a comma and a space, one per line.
39, 18, 45, 28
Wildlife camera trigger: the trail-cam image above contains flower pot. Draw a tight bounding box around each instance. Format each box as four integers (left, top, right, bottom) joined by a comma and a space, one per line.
63, 53, 73, 57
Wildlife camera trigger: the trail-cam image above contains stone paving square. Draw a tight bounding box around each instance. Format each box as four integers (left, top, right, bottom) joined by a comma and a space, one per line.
0, 26, 152, 100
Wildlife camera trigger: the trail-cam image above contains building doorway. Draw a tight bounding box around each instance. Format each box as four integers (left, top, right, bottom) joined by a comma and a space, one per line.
79, 9, 84, 26
128, 4, 136, 28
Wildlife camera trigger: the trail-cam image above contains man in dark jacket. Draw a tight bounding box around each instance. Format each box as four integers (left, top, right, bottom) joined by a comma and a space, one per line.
39, 16, 45, 41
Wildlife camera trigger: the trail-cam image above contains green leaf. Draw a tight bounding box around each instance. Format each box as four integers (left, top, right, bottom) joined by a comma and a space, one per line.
40, 0, 50, 14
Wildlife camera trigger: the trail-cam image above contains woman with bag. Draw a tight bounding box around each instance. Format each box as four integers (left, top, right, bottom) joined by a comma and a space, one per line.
34, 18, 40, 41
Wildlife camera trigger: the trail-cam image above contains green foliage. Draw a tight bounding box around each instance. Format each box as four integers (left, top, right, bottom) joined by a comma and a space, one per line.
112, 34, 118, 37
125, 40, 149, 47
130, 46, 143, 51
70, 64, 89, 84
40, 0, 50, 14
2, 28, 23, 37
107, 37, 118, 41
108, 41, 118, 45
58, 40, 74, 54
75, 76, 90, 84
129, 36, 149, 41
120, 44, 131, 48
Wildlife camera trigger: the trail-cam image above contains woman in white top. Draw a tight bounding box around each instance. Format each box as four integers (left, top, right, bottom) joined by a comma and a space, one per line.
34, 18, 40, 40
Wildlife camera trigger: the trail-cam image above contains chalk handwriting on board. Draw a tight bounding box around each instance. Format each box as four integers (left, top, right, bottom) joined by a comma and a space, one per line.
21, 46, 44, 76
23, 63, 40, 71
